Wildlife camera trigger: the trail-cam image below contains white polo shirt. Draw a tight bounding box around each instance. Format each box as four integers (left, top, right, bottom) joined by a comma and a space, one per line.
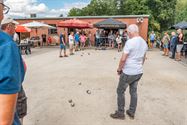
69, 35, 74, 44
123, 36, 148, 75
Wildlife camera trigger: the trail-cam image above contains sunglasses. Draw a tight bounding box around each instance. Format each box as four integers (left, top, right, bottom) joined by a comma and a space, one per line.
0, 3, 10, 14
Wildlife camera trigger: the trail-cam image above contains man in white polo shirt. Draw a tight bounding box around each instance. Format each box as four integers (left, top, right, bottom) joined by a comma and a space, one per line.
110, 24, 148, 120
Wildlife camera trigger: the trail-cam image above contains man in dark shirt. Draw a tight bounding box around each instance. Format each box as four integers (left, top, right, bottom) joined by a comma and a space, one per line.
170, 32, 177, 59
59, 33, 68, 57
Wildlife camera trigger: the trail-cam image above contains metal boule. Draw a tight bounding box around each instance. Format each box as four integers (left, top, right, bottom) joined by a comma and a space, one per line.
86, 90, 91, 94
68, 99, 72, 103
71, 103, 75, 107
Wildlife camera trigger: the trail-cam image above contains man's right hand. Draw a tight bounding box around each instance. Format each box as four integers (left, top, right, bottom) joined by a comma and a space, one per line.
117, 70, 122, 75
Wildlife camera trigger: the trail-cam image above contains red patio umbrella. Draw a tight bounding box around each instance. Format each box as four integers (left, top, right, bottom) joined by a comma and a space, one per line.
16, 25, 31, 32
58, 19, 92, 28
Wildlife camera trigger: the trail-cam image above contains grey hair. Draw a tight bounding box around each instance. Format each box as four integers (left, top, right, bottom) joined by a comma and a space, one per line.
0, 0, 3, 3
127, 24, 139, 33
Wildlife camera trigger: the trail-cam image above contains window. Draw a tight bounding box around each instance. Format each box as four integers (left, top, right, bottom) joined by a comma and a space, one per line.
48, 24, 57, 34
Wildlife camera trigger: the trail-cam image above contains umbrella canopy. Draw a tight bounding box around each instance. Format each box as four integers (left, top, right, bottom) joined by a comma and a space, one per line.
58, 19, 92, 28
94, 18, 127, 29
21, 21, 56, 29
15, 25, 31, 32
171, 21, 187, 30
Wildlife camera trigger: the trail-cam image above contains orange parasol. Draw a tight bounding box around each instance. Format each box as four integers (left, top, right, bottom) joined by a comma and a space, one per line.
15, 25, 31, 32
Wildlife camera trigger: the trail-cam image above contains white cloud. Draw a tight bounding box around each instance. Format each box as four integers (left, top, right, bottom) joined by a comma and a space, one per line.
4, 0, 89, 18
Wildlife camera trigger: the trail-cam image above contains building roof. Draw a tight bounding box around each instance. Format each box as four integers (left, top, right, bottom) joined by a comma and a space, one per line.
15, 15, 150, 20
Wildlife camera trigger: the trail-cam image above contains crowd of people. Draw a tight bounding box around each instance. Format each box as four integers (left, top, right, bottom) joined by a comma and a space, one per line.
59, 29, 129, 58
149, 29, 187, 61
59, 31, 91, 58
95, 30, 128, 52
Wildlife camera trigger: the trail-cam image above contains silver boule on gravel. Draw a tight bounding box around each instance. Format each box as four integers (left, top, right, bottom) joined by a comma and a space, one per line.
86, 90, 91, 94
71, 103, 75, 107
68, 99, 72, 103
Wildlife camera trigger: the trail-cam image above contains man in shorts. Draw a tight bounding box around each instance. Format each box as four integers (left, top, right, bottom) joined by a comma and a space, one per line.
59, 32, 68, 58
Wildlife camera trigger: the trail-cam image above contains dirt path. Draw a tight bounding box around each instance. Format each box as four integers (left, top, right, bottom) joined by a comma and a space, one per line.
22, 48, 187, 125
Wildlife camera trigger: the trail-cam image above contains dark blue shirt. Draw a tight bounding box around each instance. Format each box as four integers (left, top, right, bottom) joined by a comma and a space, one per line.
0, 31, 25, 125
170, 35, 177, 46
60, 34, 64, 44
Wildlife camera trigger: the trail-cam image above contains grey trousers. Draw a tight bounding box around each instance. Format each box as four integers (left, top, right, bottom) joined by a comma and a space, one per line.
117, 73, 142, 114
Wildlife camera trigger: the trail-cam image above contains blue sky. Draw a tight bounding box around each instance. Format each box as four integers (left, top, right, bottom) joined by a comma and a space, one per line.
5, 0, 91, 17
38, 0, 91, 9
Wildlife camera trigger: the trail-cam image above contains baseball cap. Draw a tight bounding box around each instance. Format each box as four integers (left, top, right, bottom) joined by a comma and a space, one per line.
1, 16, 19, 25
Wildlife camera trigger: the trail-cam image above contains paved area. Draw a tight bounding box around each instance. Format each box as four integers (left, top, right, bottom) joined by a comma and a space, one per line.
22, 48, 187, 125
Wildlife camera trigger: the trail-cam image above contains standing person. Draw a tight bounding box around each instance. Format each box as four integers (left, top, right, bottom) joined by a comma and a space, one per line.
41, 34, 46, 46
47, 36, 52, 45
110, 24, 148, 120
116, 34, 122, 52
74, 32, 80, 51
80, 33, 87, 50
176, 29, 184, 61
13, 32, 20, 44
88, 31, 92, 47
1, 16, 27, 125
122, 30, 128, 47
0, 1, 25, 125
69, 32, 74, 55
162, 32, 170, 56
150, 31, 155, 49
170, 32, 177, 59
59, 33, 68, 58
95, 30, 100, 47
108, 31, 114, 48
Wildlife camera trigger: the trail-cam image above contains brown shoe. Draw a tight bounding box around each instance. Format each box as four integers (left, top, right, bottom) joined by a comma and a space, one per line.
126, 110, 135, 119
110, 111, 125, 120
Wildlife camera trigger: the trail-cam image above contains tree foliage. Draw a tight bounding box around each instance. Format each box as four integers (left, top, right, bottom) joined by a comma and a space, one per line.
68, 0, 186, 31
175, 0, 187, 23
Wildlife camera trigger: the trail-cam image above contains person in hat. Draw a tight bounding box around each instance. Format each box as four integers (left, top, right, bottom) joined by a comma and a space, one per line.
1, 16, 28, 125
0, 1, 25, 125
1, 16, 19, 36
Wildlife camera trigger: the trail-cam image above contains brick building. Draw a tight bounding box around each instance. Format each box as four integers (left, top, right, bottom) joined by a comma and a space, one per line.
15, 15, 149, 45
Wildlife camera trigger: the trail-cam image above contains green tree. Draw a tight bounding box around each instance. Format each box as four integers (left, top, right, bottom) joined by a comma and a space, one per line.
68, 0, 116, 16
147, 0, 177, 31
68, 8, 83, 16
175, 0, 187, 23
123, 0, 150, 15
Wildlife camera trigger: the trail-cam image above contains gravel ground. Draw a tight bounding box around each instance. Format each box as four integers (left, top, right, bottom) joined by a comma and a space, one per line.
22, 48, 187, 125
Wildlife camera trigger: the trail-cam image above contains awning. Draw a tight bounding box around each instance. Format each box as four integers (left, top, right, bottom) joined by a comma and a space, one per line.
171, 21, 187, 30
94, 18, 127, 29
